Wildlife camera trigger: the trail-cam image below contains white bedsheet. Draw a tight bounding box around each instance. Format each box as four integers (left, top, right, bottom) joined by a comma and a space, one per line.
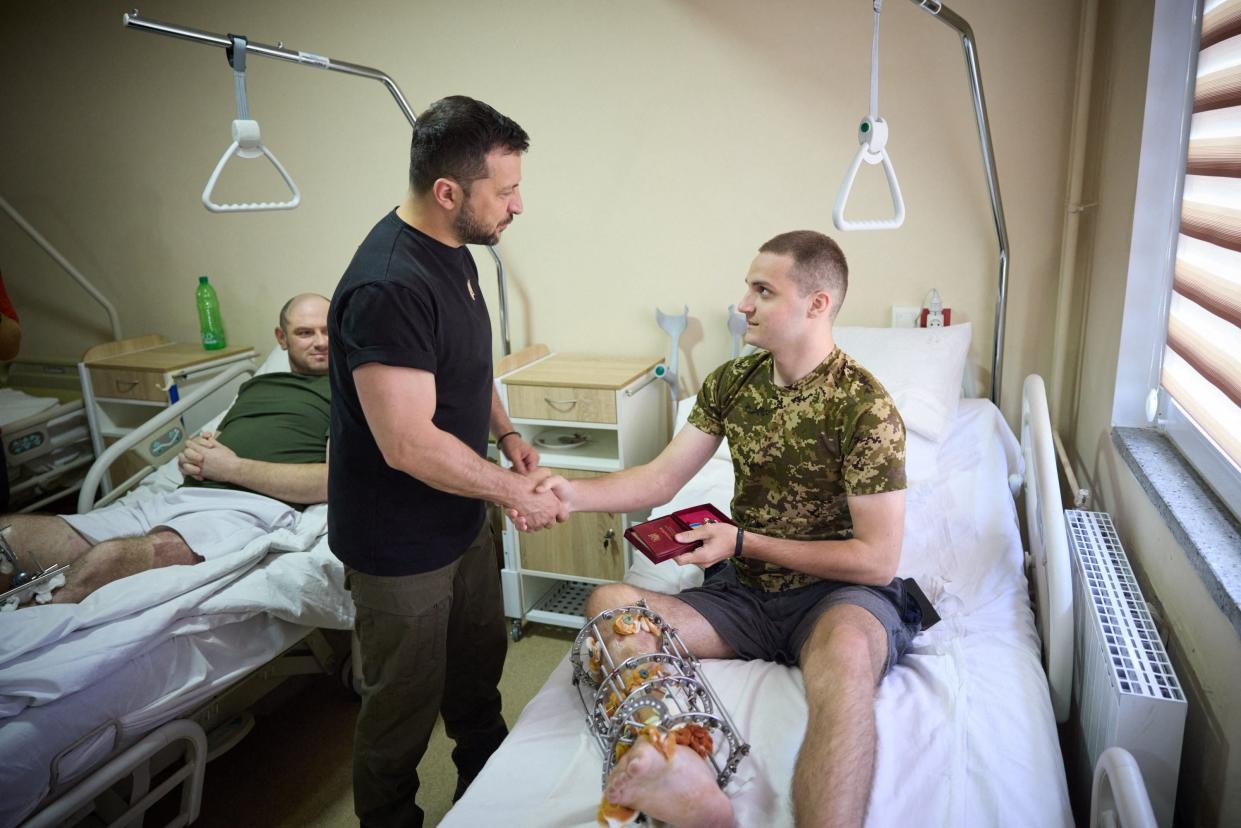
444, 399, 1072, 827
0, 446, 353, 827
0, 503, 345, 718
0, 388, 58, 428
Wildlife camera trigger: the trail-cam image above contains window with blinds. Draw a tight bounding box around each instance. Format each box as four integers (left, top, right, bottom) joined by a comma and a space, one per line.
1163, 0, 1241, 501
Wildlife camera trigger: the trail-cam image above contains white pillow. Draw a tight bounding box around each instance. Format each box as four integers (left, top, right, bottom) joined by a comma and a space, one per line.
833, 323, 971, 445
256, 346, 291, 375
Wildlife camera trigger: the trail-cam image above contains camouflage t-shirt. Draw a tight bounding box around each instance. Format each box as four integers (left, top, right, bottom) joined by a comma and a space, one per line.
687, 348, 906, 591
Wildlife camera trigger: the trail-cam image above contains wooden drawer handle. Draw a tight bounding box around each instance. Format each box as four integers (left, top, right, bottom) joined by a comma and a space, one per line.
544, 397, 578, 412
113, 380, 140, 392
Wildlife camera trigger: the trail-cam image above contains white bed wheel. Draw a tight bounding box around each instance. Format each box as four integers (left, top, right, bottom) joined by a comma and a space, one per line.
511, 619, 524, 642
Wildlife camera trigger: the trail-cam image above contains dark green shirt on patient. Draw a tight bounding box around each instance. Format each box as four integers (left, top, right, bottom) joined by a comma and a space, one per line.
181, 372, 330, 504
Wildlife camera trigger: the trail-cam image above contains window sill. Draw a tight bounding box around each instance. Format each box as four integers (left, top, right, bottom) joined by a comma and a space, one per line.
1112, 427, 1241, 640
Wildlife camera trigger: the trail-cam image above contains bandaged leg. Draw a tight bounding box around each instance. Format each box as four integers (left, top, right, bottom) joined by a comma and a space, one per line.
572, 603, 748, 827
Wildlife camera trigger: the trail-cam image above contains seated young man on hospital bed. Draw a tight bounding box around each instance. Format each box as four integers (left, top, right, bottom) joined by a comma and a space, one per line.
532, 231, 921, 828
0, 293, 331, 606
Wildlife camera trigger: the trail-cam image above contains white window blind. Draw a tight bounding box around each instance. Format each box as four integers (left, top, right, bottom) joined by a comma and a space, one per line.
1164, 0, 1241, 485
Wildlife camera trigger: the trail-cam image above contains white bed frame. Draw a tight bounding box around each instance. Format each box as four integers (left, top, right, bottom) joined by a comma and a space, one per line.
1018, 373, 1074, 724
16, 365, 351, 828
3, 399, 95, 514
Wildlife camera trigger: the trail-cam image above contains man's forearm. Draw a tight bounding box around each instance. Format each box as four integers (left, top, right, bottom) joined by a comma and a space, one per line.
741, 533, 899, 586
393, 426, 530, 506
227, 460, 327, 505
567, 465, 679, 514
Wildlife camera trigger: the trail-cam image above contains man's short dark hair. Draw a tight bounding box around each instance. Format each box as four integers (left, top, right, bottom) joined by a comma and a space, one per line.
409, 96, 530, 195
759, 231, 849, 316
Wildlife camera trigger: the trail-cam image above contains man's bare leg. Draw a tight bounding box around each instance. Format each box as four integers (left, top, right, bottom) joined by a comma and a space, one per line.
52, 529, 201, 604
0, 514, 92, 591
604, 733, 733, 828
586, 583, 736, 826
792, 603, 889, 828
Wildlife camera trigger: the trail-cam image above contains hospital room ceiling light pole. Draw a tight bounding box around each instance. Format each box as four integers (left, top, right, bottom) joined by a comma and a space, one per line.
833, 0, 1009, 407
121, 10, 516, 355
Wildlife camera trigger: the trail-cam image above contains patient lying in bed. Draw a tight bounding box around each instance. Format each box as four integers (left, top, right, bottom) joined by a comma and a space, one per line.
0, 294, 331, 607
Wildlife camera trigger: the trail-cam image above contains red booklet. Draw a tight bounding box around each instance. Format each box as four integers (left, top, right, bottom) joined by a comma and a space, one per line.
624, 503, 735, 564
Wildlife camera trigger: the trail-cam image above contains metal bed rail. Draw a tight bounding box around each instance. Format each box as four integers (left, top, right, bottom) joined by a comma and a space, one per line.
21, 719, 207, 828
1019, 373, 1073, 723
77, 361, 256, 513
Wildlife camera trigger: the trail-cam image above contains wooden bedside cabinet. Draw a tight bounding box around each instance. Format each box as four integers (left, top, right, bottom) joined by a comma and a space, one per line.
498, 353, 665, 639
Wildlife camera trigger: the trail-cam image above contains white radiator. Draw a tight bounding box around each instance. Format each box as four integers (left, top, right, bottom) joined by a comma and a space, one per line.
1066, 510, 1186, 828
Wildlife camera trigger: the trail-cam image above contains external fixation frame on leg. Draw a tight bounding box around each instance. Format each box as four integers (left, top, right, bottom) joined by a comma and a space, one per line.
0, 525, 68, 609
570, 602, 750, 789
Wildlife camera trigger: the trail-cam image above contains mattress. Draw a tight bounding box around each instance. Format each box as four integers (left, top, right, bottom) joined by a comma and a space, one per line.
0, 464, 353, 826
443, 399, 1073, 827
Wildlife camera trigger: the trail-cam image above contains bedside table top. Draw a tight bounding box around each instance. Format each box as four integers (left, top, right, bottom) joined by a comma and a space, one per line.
85, 342, 255, 372
503, 353, 661, 390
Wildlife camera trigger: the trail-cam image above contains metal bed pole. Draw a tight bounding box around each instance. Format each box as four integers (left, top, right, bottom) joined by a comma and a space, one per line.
907, 0, 1009, 407
121, 10, 514, 355
0, 194, 123, 342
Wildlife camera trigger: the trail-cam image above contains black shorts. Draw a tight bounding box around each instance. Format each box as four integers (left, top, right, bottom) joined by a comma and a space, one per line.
676, 563, 922, 671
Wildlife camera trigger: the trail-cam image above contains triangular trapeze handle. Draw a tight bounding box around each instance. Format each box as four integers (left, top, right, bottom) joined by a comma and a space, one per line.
833, 117, 905, 231
202, 119, 302, 213
832, 1, 906, 231
201, 35, 302, 213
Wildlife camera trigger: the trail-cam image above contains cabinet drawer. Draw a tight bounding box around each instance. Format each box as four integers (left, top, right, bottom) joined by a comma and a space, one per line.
91, 367, 166, 402
507, 384, 616, 423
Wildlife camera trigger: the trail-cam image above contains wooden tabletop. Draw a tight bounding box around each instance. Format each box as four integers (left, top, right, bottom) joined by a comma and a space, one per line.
503, 353, 662, 390
85, 342, 255, 372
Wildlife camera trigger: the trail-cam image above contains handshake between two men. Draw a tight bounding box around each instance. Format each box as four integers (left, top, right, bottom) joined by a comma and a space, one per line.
496, 436, 570, 533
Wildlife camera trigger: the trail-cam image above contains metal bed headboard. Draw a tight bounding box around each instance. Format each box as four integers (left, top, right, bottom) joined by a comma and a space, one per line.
121, 10, 515, 357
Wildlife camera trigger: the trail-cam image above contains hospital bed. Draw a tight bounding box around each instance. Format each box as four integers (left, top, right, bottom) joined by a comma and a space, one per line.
0, 347, 354, 828
1, 389, 94, 514
443, 325, 1077, 827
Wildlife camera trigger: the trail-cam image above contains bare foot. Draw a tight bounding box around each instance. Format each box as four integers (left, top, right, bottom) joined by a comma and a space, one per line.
603, 733, 733, 828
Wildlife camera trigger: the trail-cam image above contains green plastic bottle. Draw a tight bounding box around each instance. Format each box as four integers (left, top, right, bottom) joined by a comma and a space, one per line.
195, 275, 227, 350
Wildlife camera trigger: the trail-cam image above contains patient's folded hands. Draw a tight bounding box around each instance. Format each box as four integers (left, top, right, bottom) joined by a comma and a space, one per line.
177, 433, 239, 483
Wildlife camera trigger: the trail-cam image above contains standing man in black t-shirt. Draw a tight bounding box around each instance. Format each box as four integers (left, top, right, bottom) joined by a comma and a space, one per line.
328, 96, 561, 828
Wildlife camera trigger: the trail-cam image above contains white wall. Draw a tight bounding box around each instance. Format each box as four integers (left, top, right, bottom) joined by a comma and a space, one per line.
1, 0, 1080, 425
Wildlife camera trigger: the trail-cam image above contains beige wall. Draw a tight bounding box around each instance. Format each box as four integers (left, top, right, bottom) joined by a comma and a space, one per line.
19, 1, 1238, 823
2, 0, 1079, 425
1068, 0, 1241, 825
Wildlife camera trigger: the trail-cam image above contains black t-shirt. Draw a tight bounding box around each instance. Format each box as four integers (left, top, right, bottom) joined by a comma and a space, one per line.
327, 210, 493, 576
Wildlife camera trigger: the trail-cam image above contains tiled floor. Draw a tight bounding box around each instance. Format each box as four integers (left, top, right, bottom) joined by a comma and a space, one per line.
190, 623, 576, 827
